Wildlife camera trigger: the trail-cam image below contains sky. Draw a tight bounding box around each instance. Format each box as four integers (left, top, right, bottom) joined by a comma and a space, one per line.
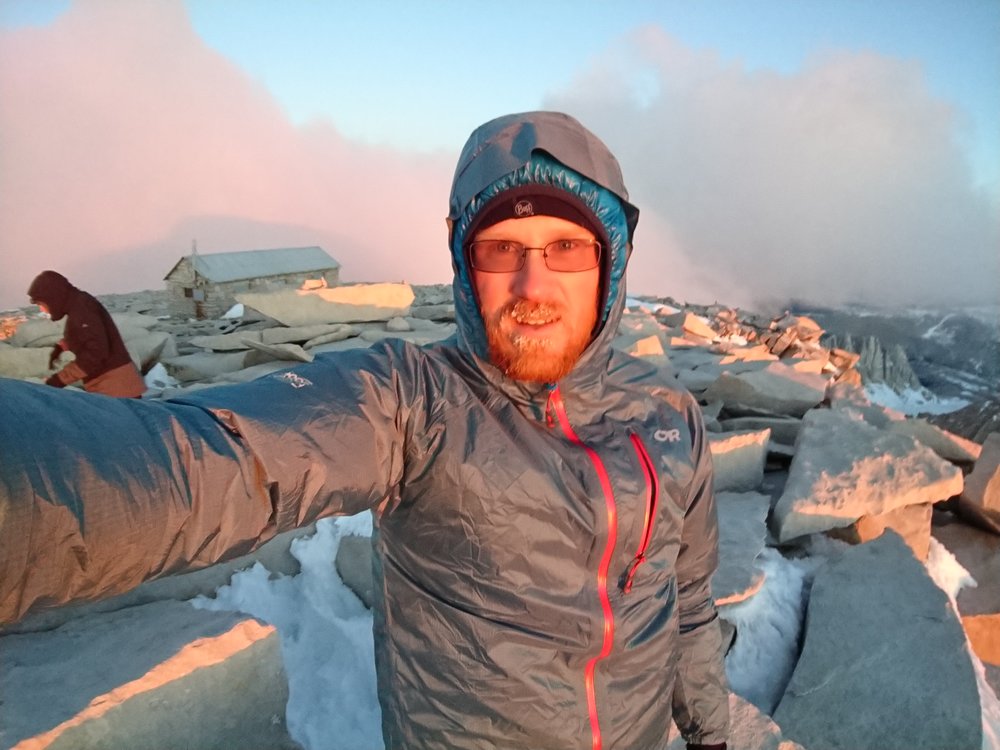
1, 0, 998, 312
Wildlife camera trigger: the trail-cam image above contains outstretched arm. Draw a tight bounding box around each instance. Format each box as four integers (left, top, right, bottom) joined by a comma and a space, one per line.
0, 344, 415, 625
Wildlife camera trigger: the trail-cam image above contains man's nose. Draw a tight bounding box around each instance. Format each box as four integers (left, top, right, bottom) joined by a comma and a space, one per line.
511, 248, 555, 299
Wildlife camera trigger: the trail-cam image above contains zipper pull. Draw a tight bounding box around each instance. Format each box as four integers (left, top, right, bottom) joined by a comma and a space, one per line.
622, 554, 646, 594
544, 383, 557, 428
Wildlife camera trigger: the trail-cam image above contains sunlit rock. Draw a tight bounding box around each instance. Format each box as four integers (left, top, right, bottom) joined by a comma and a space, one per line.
189, 330, 264, 351
237, 282, 416, 327
0, 342, 51, 379
360, 328, 453, 345
702, 362, 829, 418
0, 601, 298, 750
772, 409, 964, 542
126, 331, 178, 371
713, 491, 771, 606
955, 433, 1000, 535
9, 317, 63, 348
719, 416, 802, 447
658, 310, 718, 341
259, 323, 351, 346
385, 316, 411, 332
826, 501, 934, 560
773, 531, 982, 750
409, 303, 455, 321
163, 351, 249, 382
243, 340, 313, 365
303, 325, 360, 349
709, 429, 771, 492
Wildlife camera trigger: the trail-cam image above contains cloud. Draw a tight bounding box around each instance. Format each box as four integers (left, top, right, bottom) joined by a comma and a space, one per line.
2, 11, 995, 313
0, 0, 455, 309
545, 26, 1000, 310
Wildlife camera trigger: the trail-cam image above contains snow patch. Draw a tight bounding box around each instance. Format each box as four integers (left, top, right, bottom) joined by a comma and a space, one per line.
865, 382, 969, 416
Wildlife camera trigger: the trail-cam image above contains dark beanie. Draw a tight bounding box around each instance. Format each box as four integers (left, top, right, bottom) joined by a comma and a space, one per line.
464, 184, 609, 251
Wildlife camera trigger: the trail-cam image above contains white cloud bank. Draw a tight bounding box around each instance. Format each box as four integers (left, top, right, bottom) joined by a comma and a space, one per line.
546, 27, 999, 310
2, 8, 995, 312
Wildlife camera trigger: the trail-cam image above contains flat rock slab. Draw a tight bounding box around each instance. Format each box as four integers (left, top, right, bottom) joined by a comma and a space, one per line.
713, 491, 771, 605
263, 323, 355, 346
238, 283, 415, 326
710, 429, 771, 492
773, 409, 964, 542
9, 317, 63, 347
0, 343, 50, 379
887, 419, 982, 463
244, 339, 314, 364
702, 362, 829, 418
189, 330, 264, 351
163, 351, 249, 382
0, 600, 299, 750
720, 416, 803, 446
773, 531, 981, 750
956, 432, 1000, 534
827, 502, 933, 560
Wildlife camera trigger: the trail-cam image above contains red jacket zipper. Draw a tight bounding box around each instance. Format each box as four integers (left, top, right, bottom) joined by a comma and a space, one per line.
546, 385, 617, 750
622, 433, 659, 593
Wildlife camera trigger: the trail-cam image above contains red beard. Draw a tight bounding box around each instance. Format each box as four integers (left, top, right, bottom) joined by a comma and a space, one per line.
482, 299, 594, 382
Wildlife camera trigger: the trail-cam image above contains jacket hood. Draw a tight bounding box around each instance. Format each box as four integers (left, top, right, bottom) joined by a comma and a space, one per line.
27, 271, 76, 321
448, 112, 640, 388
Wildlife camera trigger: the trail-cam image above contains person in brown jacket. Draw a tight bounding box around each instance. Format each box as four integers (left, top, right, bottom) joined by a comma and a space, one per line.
27, 270, 145, 398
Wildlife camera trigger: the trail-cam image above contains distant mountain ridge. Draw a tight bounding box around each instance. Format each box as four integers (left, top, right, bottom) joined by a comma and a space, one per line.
792, 304, 1000, 402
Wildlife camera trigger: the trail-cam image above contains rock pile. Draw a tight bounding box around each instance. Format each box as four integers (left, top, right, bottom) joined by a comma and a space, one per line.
1, 285, 998, 750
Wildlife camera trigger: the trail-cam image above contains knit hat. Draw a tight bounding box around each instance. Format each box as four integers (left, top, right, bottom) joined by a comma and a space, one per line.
464, 184, 608, 251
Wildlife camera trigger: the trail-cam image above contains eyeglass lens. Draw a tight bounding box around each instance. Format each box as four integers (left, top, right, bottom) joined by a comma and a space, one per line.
469, 239, 601, 272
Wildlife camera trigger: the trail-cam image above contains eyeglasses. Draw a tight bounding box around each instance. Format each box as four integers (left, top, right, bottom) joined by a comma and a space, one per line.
468, 239, 602, 273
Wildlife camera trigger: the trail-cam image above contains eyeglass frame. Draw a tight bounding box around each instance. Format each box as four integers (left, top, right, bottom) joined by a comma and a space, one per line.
466, 238, 603, 273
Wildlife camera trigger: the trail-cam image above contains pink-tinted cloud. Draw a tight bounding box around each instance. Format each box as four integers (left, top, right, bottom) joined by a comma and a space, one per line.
547, 27, 1000, 310
0, 1, 455, 309
3, 10, 996, 314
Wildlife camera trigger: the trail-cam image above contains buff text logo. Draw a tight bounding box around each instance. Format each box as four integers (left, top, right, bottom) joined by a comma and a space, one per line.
513, 199, 534, 217
278, 372, 313, 389
654, 428, 681, 443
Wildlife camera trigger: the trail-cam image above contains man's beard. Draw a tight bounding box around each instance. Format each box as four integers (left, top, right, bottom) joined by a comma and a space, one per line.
482, 299, 594, 383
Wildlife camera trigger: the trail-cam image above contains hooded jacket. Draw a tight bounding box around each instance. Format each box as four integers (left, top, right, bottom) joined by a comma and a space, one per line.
27, 271, 145, 397
1, 112, 729, 748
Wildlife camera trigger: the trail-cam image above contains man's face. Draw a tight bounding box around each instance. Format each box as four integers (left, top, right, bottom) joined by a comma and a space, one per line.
471, 215, 600, 382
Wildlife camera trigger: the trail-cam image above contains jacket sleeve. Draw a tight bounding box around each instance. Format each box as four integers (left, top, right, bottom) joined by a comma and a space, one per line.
670, 398, 730, 746
0, 344, 416, 625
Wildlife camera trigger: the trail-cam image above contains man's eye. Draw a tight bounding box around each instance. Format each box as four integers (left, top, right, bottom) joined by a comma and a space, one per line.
494, 241, 520, 255
552, 239, 582, 252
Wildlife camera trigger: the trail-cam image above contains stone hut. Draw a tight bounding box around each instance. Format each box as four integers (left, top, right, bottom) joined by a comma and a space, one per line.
164, 246, 340, 319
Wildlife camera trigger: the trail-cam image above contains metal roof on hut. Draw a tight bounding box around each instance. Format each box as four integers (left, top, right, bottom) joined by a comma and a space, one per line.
164, 246, 340, 284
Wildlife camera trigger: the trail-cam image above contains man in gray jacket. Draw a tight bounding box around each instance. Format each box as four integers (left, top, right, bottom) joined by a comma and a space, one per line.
1, 111, 729, 749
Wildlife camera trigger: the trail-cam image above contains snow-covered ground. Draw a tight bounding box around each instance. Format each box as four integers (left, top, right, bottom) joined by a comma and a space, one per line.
865, 382, 970, 416
193, 513, 1000, 750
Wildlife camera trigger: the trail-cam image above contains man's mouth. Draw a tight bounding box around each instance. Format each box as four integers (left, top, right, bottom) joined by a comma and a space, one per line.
511, 310, 559, 326
504, 301, 561, 328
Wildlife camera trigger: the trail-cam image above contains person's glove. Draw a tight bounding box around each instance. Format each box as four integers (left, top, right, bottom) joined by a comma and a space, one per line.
44, 373, 66, 388
48, 343, 62, 369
